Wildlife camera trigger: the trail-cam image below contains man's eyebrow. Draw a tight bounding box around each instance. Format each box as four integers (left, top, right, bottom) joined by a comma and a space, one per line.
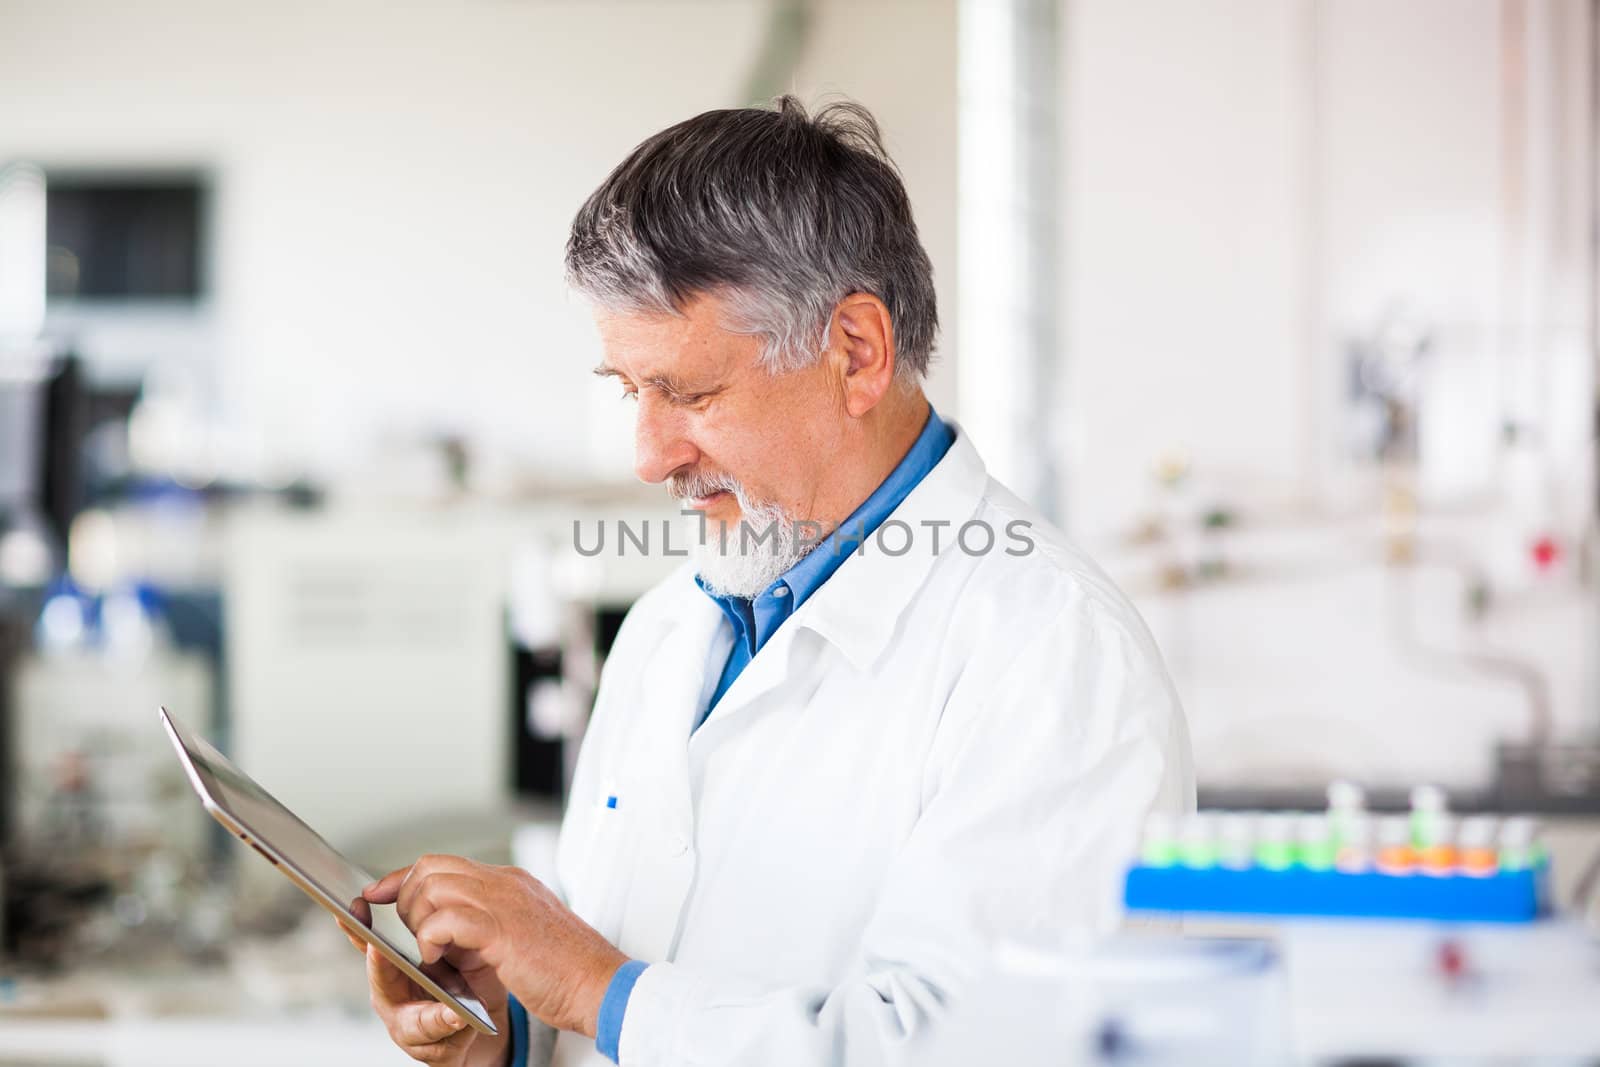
644, 373, 709, 395
595, 363, 715, 396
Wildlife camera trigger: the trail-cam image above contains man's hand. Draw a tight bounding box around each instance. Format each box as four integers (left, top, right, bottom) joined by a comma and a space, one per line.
363, 855, 628, 1039
366, 943, 510, 1066
341, 895, 511, 1067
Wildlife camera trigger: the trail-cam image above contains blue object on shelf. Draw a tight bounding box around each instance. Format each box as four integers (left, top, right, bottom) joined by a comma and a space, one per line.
1123, 864, 1547, 923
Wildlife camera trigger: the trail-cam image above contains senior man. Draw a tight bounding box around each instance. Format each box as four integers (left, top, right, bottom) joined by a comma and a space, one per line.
354, 96, 1193, 1067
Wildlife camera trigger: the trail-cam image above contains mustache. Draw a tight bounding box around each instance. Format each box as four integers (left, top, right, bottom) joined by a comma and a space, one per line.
667, 468, 745, 503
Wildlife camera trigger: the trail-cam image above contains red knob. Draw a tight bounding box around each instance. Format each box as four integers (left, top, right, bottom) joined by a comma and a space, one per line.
1531, 535, 1561, 570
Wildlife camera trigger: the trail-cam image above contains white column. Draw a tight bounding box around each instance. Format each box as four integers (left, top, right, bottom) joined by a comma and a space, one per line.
957, 0, 1064, 520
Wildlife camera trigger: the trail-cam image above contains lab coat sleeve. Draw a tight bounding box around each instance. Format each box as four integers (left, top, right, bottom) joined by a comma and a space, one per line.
613, 598, 1194, 1067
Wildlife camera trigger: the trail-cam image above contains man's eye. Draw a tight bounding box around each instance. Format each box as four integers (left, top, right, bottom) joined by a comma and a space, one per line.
619, 389, 638, 403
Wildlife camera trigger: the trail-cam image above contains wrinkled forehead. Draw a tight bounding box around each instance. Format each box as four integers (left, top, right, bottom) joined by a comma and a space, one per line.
591, 295, 757, 385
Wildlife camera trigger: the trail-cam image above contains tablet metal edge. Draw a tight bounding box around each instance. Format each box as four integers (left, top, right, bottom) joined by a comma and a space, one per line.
156, 706, 500, 1037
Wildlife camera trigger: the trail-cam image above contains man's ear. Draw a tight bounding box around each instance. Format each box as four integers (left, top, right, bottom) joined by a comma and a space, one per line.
830, 293, 896, 418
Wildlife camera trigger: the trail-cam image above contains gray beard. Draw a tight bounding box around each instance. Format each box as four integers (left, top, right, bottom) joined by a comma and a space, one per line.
688, 500, 821, 598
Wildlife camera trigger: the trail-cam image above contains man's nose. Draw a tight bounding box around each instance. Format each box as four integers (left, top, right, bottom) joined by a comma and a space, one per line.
633, 401, 699, 485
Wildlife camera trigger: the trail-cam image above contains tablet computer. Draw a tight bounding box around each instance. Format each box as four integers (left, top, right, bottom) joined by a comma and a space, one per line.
159, 706, 498, 1036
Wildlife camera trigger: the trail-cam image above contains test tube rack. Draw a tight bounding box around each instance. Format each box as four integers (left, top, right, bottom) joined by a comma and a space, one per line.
1124, 864, 1546, 922
1123, 804, 1550, 923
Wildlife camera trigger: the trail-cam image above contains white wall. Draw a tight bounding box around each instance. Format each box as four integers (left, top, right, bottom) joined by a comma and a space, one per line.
1315, 0, 1504, 507
1062, 0, 1598, 789
1060, 0, 1592, 540
1061, 0, 1313, 541
0, 0, 959, 484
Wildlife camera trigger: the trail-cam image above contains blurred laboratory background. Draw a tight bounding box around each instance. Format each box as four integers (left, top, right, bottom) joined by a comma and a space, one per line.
1, 0, 1598, 1063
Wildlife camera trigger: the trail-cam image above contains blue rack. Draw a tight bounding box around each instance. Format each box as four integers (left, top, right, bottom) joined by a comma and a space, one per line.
1123, 864, 1547, 923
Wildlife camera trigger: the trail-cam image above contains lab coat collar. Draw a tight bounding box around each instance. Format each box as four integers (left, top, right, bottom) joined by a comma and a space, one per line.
788, 423, 989, 671
657, 423, 988, 684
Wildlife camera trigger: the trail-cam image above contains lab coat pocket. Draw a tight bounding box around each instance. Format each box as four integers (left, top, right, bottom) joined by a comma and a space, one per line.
576, 785, 635, 943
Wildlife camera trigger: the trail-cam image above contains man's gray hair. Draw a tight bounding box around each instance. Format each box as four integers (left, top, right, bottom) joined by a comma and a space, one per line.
566, 95, 938, 379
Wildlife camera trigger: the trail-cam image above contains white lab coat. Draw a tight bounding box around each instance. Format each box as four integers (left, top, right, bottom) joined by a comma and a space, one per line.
535, 427, 1194, 1067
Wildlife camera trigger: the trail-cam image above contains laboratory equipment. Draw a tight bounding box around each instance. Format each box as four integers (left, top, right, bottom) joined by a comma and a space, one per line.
921, 913, 1600, 1065
1125, 788, 1551, 922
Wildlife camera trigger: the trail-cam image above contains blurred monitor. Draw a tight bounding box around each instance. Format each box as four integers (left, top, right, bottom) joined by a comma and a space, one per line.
45, 174, 206, 302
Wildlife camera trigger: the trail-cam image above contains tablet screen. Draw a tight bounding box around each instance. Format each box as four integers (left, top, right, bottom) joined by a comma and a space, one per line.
163, 710, 493, 1029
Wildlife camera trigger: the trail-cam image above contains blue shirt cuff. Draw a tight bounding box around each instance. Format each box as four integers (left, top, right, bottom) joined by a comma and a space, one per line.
508, 994, 530, 1066
595, 960, 649, 1063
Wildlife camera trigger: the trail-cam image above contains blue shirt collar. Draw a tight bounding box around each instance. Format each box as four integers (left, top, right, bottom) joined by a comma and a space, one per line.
695, 406, 955, 657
